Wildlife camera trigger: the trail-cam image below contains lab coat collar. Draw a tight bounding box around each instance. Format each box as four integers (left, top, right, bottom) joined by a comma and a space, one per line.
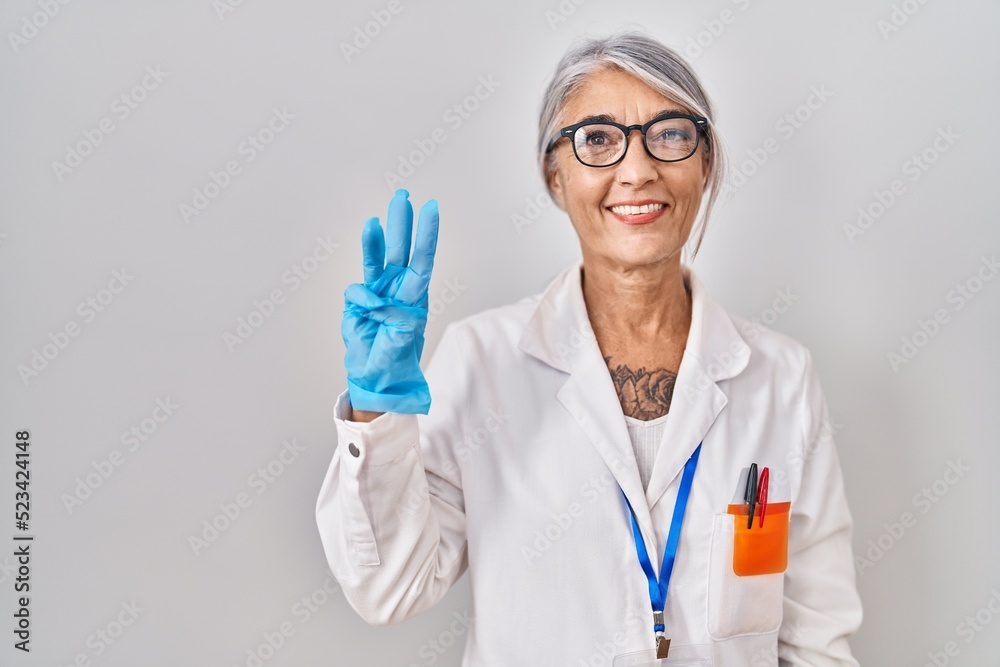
518, 259, 751, 554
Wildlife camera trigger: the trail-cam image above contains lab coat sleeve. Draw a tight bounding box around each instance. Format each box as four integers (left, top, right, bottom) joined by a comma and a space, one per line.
314, 322, 470, 626
778, 349, 863, 666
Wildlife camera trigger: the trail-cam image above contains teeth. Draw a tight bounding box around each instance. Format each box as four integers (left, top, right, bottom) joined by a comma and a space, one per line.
610, 203, 665, 215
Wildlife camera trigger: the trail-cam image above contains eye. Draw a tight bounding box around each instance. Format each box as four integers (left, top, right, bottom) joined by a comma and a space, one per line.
584, 130, 612, 146
653, 128, 691, 143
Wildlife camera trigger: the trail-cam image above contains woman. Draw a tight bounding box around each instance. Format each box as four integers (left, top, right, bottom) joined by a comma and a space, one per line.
316, 31, 862, 666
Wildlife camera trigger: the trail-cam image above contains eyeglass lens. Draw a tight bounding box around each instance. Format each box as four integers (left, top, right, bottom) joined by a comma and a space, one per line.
571, 117, 699, 166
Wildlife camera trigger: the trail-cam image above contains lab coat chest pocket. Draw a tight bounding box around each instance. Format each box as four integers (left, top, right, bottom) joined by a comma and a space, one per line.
706, 513, 783, 639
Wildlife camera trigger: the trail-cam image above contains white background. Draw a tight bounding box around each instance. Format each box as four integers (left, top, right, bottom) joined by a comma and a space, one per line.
1, 0, 998, 665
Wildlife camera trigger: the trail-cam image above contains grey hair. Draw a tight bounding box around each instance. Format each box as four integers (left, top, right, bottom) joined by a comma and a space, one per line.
537, 30, 729, 261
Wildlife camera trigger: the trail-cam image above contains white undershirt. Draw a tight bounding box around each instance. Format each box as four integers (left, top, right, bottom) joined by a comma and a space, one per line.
623, 412, 670, 492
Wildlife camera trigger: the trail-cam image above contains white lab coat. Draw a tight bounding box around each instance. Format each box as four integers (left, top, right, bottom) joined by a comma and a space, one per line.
315, 260, 862, 666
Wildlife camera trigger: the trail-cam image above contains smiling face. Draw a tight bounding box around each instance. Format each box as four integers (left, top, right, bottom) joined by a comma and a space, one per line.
547, 66, 710, 270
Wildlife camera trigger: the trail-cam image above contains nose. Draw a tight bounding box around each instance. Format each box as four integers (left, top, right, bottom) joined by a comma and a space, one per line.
615, 127, 658, 186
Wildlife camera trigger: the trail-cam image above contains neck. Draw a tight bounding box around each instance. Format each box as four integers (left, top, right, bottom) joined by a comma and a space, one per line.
580, 253, 692, 345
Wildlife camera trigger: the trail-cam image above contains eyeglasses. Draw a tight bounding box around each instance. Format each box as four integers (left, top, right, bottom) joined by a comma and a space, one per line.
546, 112, 709, 167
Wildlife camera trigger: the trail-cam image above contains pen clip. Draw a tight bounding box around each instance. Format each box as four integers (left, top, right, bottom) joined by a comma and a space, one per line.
744, 463, 758, 529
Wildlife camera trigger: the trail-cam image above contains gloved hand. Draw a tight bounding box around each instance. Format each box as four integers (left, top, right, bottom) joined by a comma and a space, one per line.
341, 189, 440, 414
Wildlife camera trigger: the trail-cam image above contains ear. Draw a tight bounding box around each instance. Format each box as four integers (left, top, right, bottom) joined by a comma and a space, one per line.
547, 163, 566, 211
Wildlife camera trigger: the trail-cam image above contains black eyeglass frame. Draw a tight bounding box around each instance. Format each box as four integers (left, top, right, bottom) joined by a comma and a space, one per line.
546, 111, 710, 167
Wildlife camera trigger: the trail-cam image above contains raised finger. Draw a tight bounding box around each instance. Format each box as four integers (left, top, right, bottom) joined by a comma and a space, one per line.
360, 216, 385, 285
397, 199, 439, 304
384, 188, 413, 267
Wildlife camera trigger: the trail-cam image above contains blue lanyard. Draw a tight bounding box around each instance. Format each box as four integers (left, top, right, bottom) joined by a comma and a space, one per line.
619, 442, 702, 636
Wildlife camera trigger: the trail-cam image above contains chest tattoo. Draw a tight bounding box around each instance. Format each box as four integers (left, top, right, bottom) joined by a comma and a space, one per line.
604, 355, 677, 421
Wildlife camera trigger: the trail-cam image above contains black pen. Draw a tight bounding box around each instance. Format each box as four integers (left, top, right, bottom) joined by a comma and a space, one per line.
745, 463, 758, 529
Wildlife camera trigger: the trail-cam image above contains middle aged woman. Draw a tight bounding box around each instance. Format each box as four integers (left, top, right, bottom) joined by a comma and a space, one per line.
316, 30, 862, 667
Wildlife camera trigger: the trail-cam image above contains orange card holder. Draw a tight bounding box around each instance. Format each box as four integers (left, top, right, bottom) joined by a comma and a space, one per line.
725, 501, 790, 576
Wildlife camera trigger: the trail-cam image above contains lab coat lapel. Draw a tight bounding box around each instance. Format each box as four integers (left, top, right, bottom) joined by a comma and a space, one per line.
644, 266, 750, 510
518, 260, 655, 554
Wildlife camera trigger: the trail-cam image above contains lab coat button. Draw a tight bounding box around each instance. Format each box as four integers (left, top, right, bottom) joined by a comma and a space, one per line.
348, 442, 360, 457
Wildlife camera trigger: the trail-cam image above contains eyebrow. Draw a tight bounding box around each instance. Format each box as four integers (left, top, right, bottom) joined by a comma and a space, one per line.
574, 108, 688, 125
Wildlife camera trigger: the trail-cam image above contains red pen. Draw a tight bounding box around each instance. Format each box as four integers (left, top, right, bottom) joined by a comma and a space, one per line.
756, 467, 769, 528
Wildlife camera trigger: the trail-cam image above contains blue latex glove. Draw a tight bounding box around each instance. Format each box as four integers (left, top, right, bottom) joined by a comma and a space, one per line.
342, 189, 440, 414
